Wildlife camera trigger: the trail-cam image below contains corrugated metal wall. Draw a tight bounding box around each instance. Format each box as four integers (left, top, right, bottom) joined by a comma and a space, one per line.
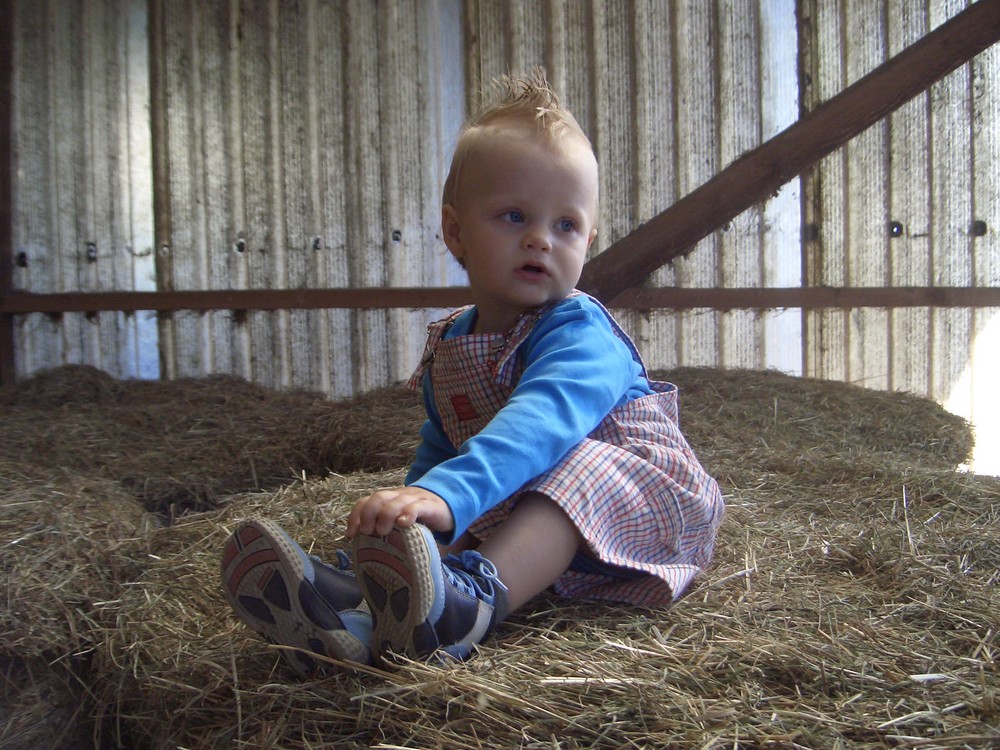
11, 0, 467, 396
8, 0, 998, 469
150, 0, 465, 396
147, 0, 799, 391
462, 0, 802, 375
10, 0, 800, 391
11, 0, 157, 379
800, 0, 999, 473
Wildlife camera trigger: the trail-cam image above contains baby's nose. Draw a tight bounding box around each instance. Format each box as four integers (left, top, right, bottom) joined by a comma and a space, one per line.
521, 226, 551, 251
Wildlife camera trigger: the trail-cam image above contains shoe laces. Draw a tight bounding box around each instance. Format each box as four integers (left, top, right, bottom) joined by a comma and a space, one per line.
441, 550, 500, 600
310, 549, 353, 573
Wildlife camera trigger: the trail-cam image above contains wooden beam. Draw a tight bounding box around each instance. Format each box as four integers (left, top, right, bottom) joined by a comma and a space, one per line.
0, 287, 476, 314
148, 0, 172, 292
613, 286, 1000, 310
577, 0, 1000, 304
4, 286, 998, 314
0, 0, 15, 386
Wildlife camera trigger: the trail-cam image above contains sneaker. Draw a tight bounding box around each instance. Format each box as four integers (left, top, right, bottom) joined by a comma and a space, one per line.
353, 523, 509, 662
221, 518, 373, 677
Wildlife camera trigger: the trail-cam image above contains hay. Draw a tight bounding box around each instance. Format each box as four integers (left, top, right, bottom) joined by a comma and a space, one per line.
661, 366, 974, 481
2, 365, 998, 749
0, 470, 153, 656
91, 469, 1000, 749
0, 365, 422, 516
0, 469, 152, 748
1, 655, 95, 750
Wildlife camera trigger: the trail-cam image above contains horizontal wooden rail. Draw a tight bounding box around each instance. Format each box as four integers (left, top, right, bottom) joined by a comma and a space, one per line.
0, 288, 475, 313
4, 286, 999, 314
615, 286, 1000, 310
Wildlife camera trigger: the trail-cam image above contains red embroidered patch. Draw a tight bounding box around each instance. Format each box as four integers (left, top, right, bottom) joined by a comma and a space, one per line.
450, 393, 479, 422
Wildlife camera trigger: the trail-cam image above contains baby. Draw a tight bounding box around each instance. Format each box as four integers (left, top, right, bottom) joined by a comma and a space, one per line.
222, 71, 724, 675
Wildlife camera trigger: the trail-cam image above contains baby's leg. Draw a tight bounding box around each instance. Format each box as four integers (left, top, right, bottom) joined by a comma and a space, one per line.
477, 491, 582, 612
439, 530, 480, 556
353, 493, 581, 662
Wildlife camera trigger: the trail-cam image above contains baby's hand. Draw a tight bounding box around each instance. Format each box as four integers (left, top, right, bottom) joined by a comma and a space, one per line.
346, 486, 454, 539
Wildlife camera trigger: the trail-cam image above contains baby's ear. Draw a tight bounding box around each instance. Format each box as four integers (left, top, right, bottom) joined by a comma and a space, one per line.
441, 204, 464, 261
587, 226, 598, 249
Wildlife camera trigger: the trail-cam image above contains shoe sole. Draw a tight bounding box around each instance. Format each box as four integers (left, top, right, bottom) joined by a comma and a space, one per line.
353, 525, 443, 662
221, 518, 370, 676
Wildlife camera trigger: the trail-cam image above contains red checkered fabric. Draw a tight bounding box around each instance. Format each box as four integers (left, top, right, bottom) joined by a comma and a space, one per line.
410, 298, 724, 605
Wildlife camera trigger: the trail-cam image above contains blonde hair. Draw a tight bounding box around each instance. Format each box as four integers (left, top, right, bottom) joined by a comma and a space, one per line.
442, 70, 594, 207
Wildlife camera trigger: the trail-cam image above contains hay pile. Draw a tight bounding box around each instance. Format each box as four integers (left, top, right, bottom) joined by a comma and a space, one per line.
0, 364, 422, 516
2, 365, 998, 749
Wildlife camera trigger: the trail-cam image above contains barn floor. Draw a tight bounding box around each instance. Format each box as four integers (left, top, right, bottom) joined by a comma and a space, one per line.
1, 365, 998, 749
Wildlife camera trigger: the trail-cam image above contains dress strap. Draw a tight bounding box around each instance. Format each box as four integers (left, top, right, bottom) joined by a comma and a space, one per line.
580, 294, 649, 378
406, 290, 648, 391
405, 306, 473, 390
491, 290, 650, 385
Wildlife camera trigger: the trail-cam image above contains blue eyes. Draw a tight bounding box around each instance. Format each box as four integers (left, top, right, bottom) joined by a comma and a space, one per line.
501, 211, 576, 233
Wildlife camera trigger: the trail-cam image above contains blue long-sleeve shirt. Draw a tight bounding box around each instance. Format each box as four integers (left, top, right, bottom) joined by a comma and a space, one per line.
405, 294, 656, 543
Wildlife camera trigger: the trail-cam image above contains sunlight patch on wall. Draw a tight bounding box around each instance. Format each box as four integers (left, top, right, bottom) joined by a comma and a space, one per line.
946, 310, 999, 477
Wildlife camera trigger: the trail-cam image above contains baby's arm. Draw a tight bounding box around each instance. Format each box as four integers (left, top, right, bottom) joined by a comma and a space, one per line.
410, 300, 642, 541
346, 485, 455, 539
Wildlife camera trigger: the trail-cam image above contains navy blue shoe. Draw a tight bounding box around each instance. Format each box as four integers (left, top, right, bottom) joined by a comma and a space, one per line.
221, 518, 372, 677
353, 523, 509, 662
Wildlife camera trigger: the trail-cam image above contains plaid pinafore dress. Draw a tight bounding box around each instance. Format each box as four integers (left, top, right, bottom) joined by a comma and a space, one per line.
406, 294, 724, 605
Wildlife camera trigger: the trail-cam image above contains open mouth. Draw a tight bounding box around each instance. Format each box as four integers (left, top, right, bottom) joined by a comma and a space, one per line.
519, 263, 547, 276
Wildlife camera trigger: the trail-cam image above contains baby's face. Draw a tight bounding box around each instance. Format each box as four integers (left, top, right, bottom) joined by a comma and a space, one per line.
442, 127, 599, 333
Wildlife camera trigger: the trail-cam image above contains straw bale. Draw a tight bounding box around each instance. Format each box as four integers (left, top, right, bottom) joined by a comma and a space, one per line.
2, 365, 997, 749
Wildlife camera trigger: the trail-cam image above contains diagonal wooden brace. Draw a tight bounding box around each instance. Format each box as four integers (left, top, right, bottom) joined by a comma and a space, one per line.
577, 0, 1000, 305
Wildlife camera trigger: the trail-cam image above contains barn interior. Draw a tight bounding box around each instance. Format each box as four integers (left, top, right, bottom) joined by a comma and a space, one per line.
2, 2, 999, 748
